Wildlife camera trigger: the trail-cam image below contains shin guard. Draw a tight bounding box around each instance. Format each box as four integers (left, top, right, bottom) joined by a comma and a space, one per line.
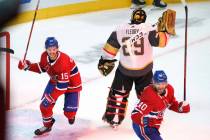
103, 89, 129, 125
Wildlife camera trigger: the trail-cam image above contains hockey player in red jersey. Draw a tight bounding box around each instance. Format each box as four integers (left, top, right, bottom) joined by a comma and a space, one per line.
131, 70, 190, 140
98, 8, 171, 128
18, 37, 82, 135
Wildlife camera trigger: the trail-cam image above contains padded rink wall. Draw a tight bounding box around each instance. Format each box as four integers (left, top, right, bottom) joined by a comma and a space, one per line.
7, 0, 209, 26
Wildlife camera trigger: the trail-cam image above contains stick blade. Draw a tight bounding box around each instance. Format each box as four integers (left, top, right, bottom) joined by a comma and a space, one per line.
0, 48, 14, 54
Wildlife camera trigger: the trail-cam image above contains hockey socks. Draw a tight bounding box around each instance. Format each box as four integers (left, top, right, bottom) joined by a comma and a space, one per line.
34, 118, 55, 135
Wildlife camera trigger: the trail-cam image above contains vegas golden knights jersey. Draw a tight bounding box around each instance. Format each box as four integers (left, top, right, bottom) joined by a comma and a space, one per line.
103, 23, 168, 77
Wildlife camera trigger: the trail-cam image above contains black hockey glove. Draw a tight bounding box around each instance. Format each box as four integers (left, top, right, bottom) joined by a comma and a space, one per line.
98, 56, 117, 76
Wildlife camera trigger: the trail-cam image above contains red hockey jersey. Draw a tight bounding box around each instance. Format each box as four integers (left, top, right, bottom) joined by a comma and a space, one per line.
28, 51, 82, 94
131, 84, 182, 129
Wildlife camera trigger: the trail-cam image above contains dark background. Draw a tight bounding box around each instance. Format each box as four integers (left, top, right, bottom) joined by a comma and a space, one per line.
0, 0, 20, 139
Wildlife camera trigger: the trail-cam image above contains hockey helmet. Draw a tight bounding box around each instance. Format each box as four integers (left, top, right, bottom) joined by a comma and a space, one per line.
153, 70, 167, 83
45, 37, 58, 49
131, 8, 147, 24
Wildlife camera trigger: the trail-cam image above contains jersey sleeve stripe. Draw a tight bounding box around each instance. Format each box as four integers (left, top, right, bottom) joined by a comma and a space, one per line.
71, 66, 78, 75
70, 72, 79, 78
134, 107, 143, 114
103, 48, 116, 58
103, 43, 118, 56
37, 63, 43, 73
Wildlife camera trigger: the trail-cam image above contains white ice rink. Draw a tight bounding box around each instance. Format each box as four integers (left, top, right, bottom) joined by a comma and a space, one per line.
3, 1, 210, 140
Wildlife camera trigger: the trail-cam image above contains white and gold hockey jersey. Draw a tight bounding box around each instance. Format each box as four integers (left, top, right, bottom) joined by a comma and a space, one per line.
103, 23, 168, 77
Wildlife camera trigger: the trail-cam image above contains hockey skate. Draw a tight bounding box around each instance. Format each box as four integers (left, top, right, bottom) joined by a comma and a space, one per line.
34, 118, 55, 136
153, 0, 167, 8
109, 121, 119, 130
68, 117, 75, 125
102, 114, 120, 130
131, 0, 146, 9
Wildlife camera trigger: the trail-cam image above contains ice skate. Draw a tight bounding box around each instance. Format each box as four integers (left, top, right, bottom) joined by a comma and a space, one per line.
68, 117, 75, 125
34, 118, 55, 135
131, 0, 146, 9
102, 114, 119, 130
109, 122, 119, 130
153, 0, 167, 8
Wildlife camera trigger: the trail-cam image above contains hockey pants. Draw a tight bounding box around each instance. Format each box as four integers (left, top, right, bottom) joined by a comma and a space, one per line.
132, 123, 163, 140
40, 82, 79, 127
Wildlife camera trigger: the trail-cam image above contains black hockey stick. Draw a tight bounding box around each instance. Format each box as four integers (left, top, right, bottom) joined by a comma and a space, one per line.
23, 0, 40, 61
181, 0, 188, 101
0, 47, 14, 54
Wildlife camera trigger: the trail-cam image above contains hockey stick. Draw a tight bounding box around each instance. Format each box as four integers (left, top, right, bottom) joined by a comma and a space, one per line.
181, 0, 188, 101
23, 0, 40, 61
0, 47, 14, 54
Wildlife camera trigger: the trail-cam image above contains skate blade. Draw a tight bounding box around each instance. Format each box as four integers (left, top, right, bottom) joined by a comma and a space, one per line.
151, 5, 167, 10
110, 124, 119, 130
130, 4, 146, 9
33, 132, 50, 138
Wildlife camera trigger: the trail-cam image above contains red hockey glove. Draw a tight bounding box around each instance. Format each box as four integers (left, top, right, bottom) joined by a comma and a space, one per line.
178, 101, 190, 113
18, 60, 31, 70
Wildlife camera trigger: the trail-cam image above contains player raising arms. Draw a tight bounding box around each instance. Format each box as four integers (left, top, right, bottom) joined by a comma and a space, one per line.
98, 8, 176, 128
18, 37, 82, 135
131, 70, 190, 140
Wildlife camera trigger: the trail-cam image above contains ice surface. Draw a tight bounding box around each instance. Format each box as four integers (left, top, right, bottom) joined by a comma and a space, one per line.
4, 1, 210, 140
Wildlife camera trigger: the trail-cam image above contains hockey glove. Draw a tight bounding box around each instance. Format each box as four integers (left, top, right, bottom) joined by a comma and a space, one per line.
98, 56, 117, 76
18, 60, 31, 71
178, 101, 190, 113
157, 9, 176, 35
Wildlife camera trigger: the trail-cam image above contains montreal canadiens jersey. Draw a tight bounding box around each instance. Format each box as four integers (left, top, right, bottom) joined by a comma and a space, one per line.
28, 51, 82, 93
103, 23, 168, 77
131, 84, 181, 129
